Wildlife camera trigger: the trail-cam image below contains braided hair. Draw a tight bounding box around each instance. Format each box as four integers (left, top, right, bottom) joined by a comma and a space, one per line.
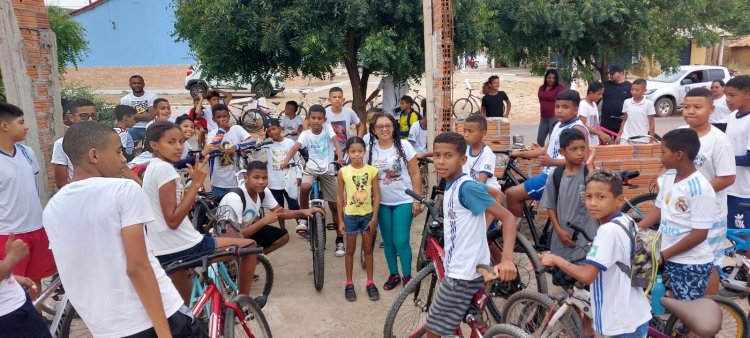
367, 113, 408, 168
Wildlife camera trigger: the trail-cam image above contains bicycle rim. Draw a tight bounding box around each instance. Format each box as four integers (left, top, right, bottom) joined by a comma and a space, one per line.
383, 264, 440, 338
501, 290, 581, 336
313, 212, 325, 291
620, 193, 658, 229
224, 295, 273, 338
59, 306, 93, 338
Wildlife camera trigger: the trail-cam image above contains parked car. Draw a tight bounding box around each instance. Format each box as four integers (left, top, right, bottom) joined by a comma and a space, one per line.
645, 65, 730, 116
184, 65, 285, 98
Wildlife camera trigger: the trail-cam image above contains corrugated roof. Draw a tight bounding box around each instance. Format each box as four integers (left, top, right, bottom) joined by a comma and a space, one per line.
69, 0, 108, 16
729, 35, 750, 48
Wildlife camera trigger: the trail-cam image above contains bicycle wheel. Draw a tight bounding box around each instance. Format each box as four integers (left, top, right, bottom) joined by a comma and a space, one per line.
297, 105, 307, 118
240, 109, 266, 133
313, 211, 326, 291
620, 193, 658, 229
500, 290, 582, 337
486, 232, 548, 322
59, 306, 93, 338
224, 294, 273, 338
664, 296, 748, 338
452, 98, 474, 120
383, 263, 440, 338
343, 100, 353, 109
483, 323, 532, 338
419, 165, 429, 200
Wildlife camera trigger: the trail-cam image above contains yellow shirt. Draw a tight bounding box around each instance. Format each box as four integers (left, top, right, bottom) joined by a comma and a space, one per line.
398, 109, 421, 139
341, 164, 379, 216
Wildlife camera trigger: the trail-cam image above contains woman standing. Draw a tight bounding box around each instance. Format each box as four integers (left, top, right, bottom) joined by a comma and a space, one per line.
366, 113, 422, 290
481, 75, 512, 118
710, 79, 732, 132
536, 69, 566, 146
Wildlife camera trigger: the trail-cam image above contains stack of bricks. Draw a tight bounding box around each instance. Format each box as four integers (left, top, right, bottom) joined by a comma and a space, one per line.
454, 119, 512, 150
433, 0, 453, 132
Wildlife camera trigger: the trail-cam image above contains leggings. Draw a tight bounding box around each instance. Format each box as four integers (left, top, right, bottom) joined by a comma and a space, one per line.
536, 116, 557, 146
379, 203, 414, 276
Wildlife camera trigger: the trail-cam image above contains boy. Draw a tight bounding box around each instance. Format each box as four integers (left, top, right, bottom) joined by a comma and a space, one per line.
505, 90, 589, 218
408, 104, 428, 154
114, 104, 137, 160
724, 76, 750, 232
363, 107, 380, 145
681, 87, 736, 296
52, 98, 98, 188
0, 235, 50, 337
462, 114, 501, 190
396, 95, 421, 139
326, 87, 365, 150
207, 104, 254, 200
188, 93, 208, 131
578, 81, 610, 145
281, 101, 304, 141
637, 129, 716, 301
0, 102, 56, 292
43, 122, 189, 337
195, 89, 233, 133
617, 78, 656, 144
426, 131, 517, 338
265, 119, 303, 230
540, 169, 651, 337
120, 75, 157, 143
281, 105, 346, 256
145, 98, 174, 129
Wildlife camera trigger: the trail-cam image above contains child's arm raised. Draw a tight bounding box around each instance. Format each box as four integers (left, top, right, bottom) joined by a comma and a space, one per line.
281, 141, 303, 169
159, 157, 209, 229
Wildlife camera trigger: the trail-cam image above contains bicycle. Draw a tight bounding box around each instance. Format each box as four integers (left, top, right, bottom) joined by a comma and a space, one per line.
229, 96, 282, 133
718, 203, 750, 304
411, 89, 426, 115
417, 157, 432, 200
33, 274, 94, 337
452, 79, 483, 120
296, 89, 330, 116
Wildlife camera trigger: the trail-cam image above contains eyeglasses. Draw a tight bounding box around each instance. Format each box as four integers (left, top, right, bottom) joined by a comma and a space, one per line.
374, 124, 393, 131
76, 113, 98, 121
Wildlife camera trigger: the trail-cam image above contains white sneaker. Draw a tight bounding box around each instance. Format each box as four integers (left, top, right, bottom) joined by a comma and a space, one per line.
335, 242, 345, 257
296, 220, 308, 233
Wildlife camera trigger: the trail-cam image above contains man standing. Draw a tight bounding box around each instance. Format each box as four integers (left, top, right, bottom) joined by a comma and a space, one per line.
120, 75, 157, 144
366, 75, 408, 116
600, 64, 632, 134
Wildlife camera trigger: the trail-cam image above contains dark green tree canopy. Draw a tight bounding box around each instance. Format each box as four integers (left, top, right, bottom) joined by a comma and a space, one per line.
48, 6, 89, 72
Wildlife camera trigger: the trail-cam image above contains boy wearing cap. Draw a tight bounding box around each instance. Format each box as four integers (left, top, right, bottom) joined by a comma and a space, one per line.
265, 119, 303, 230
601, 65, 633, 134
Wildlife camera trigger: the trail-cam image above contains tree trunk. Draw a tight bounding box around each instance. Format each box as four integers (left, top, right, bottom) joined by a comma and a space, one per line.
343, 29, 369, 121
599, 54, 609, 82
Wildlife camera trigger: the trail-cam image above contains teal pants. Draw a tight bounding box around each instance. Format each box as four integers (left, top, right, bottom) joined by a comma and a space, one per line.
378, 203, 413, 276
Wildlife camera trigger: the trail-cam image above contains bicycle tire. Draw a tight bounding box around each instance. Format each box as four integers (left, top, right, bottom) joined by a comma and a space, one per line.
59, 305, 93, 338
240, 109, 266, 133
313, 211, 326, 291
223, 294, 273, 338
663, 296, 748, 338
452, 98, 474, 120
500, 290, 582, 337
254, 254, 274, 297
483, 323, 532, 338
620, 193, 658, 229
297, 106, 307, 117
343, 100, 353, 109
383, 263, 440, 338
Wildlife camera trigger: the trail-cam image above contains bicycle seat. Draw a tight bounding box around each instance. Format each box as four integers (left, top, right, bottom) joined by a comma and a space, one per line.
617, 170, 640, 180
271, 101, 280, 106
660, 298, 722, 337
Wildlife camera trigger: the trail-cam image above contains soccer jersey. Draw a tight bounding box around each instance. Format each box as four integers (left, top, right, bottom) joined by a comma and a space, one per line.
544, 118, 588, 174
620, 98, 656, 143
0, 144, 43, 234
408, 122, 427, 153
726, 112, 750, 198
463, 144, 501, 189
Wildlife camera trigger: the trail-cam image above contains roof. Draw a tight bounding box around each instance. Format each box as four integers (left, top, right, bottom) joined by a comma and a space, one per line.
69, 0, 108, 16
729, 35, 750, 48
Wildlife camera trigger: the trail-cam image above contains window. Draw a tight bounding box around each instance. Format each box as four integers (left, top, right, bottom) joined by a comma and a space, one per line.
708, 69, 725, 81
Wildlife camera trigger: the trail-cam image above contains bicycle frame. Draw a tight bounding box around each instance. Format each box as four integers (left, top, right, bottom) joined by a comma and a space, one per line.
718, 228, 750, 292
499, 156, 549, 251
192, 282, 250, 338
540, 286, 592, 338
33, 276, 70, 336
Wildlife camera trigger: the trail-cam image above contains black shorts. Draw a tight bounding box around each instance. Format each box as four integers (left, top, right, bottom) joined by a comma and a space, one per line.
249, 225, 288, 249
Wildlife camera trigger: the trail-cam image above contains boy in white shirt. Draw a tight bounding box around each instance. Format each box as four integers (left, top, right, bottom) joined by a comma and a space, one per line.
43, 122, 189, 337
265, 119, 303, 230
194, 89, 233, 133
724, 76, 750, 232
120, 75, 157, 143
326, 87, 365, 150
52, 98, 97, 188
281, 101, 304, 141
617, 78, 656, 144
461, 115, 501, 191
114, 105, 137, 160
638, 129, 716, 301
206, 104, 254, 200
408, 104, 428, 154
578, 81, 611, 145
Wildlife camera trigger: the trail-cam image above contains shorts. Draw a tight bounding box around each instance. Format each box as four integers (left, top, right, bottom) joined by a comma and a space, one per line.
426, 276, 484, 336
124, 306, 202, 338
248, 225, 288, 249
0, 295, 52, 338
270, 189, 300, 210
728, 195, 750, 230
0, 228, 56, 280
606, 321, 649, 338
343, 213, 374, 235
156, 236, 217, 267
665, 261, 712, 301
522, 172, 548, 200
301, 173, 338, 202
707, 219, 728, 266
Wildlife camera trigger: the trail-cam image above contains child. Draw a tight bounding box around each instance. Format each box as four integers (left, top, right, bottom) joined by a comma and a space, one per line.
52, 98, 97, 189
578, 81, 610, 145
425, 131, 517, 338
326, 87, 365, 149
188, 93, 208, 131
0, 102, 55, 292
336, 137, 380, 302
505, 90, 589, 218
363, 107, 380, 145
617, 78, 656, 144
461, 114, 501, 190
396, 95, 421, 139
43, 122, 187, 337
114, 104, 137, 160
540, 169, 651, 338
481, 75, 512, 118
146, 98, 173, 128
197, 89, 232, 133
710, 80, 732, 132
265, 119, 303, 230
281, 100, 304, 141
0, 235, 50, 337
408, 104, 428, 154
681, 87, 736, 296
725, 76, 750, 232
207, 104, 254, 200
282, 105, 346, 255
175, 114, 196, 158
120, 75, 157, 144
638, 129, 716, 301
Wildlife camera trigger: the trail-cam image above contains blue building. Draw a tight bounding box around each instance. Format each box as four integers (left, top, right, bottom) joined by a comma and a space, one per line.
70, 0, 192, 66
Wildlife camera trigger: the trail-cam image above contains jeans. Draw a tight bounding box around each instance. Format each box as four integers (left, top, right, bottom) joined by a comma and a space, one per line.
378, 203, 413, 276
605, 321, 649, 338
536, 116, 557, 146
212, 186, 231, 201
343, 213, 374, 235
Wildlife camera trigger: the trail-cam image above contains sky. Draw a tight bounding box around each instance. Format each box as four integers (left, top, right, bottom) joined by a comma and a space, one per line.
45, 0, 93, 9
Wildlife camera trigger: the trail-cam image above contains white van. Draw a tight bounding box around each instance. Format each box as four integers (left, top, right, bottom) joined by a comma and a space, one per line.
645, 65, 730, 116
184, 65, 285, 99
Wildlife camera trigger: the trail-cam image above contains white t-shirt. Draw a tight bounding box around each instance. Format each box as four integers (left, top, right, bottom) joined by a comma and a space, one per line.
578, 100, 600, 146
443, 175, 492, 280
545, 118, 588, 174
51, 137, 74, 183
656, 170, 716, 264
463, 144, 501, 190
726, 112, 750, 198
281, 114, 304, 141
408, 122, 427, 153
297, 125, 337, 174
0, 274, 26, 317
203, 108, 218, 133
367, 139, 417, 205
142, 158, 204, 256
0, 144, 43, 234
43, 178, 183, 338
378, 76, 409, 115
120, 91, 158, 129
115, 127, 134, 155
128, 151, 153, 168
585, 213, 652, 336
219, 185, 279, 225
620, 98, 656, 143
710, 95, 733, 124
266, 138, 299, 190
325, 107, 360, 148
207, 126, 251, 189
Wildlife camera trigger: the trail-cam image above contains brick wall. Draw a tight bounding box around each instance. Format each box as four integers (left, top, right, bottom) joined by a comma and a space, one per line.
63, 65, 191, 89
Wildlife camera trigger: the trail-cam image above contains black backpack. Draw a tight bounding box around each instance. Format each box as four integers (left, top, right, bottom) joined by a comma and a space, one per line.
551, 164, 589, 199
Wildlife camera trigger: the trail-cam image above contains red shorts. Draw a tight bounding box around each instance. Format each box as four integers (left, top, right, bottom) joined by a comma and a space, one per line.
0, 228, 56, 280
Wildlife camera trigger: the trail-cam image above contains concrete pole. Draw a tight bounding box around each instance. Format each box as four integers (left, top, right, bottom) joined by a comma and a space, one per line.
423, 0, 434, 151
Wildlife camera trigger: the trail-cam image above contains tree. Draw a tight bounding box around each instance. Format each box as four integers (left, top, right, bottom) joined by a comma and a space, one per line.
47, 6, 89, 72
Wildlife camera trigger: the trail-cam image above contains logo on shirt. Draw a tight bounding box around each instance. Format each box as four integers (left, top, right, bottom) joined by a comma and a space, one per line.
330, 121, 347, 143
675, 197, 689, 213
271, 149, 287, 171
693, 154, 707, 168
483, 163, 492, 171
579, 184, 586, 203
376, 159, 403, 185
587, 244, 598, 258
349, 172, 370, 208
736, 213, 746, 229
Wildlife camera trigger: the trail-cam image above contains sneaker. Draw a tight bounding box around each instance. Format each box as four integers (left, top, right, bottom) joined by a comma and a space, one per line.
402, 275, 412, 287
335, 242, 345, 257
366, 283, 380, 301
296, 220, 308, 234
253, 295, 267, 309
345, 284, 357, 301
383, 274, 401, 291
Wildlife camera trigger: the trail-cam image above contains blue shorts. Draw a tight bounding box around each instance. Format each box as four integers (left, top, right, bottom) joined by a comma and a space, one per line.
523, 172, 548, 200
727, 195, 750, 230
665, 261, 712, 301
606, 321, 649, 338
0, 295, 51, 337
156, 236, 217, 267
343, 213, 374, 236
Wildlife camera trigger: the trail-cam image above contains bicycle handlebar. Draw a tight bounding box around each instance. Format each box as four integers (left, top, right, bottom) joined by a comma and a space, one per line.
568, 223, 593, 243
417, 158, 433, 164
493, 149, 513, 155
163, 245, 263, 275
406, 189, 441, 223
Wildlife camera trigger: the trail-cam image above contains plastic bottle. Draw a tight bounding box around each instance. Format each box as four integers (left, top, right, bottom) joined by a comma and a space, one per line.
651, 274, 666, 315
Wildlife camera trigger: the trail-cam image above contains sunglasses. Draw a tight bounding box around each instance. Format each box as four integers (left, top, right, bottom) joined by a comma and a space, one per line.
75, 113, 98, 121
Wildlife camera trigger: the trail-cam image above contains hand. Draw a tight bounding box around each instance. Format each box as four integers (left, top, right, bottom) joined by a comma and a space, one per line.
599, 133, 611, 144
366, 220, 377, 233
302, 208, 324, 218
534, 154, 552, 166
338, 220, 345, 234
281, 160, 290, 169
296, 178, 302, 186
493, 261, 518, 281
337, 158, 346, 165
186, 155, 209, 184
259, 212, 280, 225
412, 201, 422, 216
538, 252, 560, 267
15, 275, 37, 298
586, 147, 596, 167
554, 226, 575, 248
509, 150, 523, 159
4, 234, 29, 263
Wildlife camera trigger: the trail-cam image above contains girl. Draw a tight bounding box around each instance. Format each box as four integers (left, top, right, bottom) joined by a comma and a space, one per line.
481, 75, 512, 118
337, 137, 380, 301
366, 114, 422, 290
537, 69, 566, 146
141, 121, 259, 305
710, 79, 732, 132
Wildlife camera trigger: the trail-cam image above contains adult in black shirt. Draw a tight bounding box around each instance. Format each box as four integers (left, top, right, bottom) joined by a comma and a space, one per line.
600, 64, 632, 133
481, 75, 512, 118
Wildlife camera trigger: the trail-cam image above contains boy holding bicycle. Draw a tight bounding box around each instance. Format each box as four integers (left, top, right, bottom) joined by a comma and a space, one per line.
207, 104, 255, 200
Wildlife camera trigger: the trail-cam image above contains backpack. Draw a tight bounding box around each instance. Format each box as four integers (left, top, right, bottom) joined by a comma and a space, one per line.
551, 164, 589, 198
221, 187, 265, 219
612, 217, 662, 293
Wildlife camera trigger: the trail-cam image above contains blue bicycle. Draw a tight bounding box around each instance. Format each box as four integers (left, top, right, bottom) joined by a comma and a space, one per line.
719, 203, 750, 305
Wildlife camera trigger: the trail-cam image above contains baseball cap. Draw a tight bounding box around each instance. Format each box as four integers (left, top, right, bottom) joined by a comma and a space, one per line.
265, 118, 281, 128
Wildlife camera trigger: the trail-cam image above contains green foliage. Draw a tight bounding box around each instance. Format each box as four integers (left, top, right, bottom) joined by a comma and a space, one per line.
61, 83, 115, 127
48, 6, 89, 72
